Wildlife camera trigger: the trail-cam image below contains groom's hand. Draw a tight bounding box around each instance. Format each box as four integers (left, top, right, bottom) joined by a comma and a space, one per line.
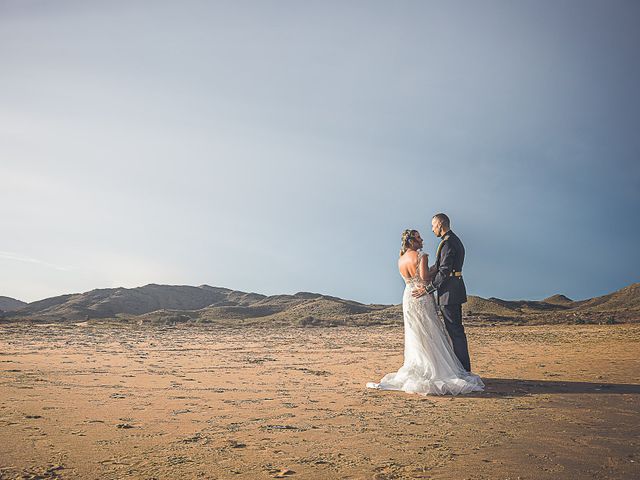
412, 286, 427, 298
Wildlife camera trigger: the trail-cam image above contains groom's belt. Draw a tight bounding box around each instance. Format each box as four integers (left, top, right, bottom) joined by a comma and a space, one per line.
426, 272, 463, 294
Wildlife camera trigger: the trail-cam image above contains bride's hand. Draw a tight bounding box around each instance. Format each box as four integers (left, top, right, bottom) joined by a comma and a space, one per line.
412, 286, 427, 298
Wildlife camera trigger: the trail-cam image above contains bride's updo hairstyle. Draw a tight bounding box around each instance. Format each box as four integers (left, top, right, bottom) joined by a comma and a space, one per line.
400, 229, 419, 257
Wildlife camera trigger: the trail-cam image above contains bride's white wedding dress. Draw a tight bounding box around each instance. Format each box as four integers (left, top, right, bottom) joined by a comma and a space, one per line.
367, 253, 484, 395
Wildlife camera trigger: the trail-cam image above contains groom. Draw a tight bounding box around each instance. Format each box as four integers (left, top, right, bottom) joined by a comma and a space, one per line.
413, 213, 472, 372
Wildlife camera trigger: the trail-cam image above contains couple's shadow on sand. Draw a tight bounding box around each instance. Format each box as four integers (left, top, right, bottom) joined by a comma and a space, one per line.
473, 378, 640, 397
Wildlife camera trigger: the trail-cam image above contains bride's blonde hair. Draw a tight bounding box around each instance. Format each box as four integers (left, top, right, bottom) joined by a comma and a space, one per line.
400, 229, 419, 257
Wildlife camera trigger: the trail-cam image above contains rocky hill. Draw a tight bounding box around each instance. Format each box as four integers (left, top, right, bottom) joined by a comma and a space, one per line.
462, 283, 640, 324
543, 294, 574, 306
7, 284, 264, 321
2, 283, 638, 326
0, 296, 26, 313
2, 284, 393, 326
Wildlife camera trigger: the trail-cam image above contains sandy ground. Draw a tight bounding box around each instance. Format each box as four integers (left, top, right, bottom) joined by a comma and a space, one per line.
0, 323, 639, 480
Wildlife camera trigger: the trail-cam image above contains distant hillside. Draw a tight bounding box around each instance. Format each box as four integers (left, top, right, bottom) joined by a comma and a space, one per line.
8, 284, 265, 321
543, 294, 574, 306
2, 283, 638, 326
2, 285, 392, 326
463, 283, 640, 324
577, 283, 640, 312
0, 296, 26, 313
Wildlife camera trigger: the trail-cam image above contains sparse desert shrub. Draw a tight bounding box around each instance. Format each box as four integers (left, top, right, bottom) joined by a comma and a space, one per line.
298, 316, 319, 327
154, 313, 193, 325
574, 317, 586, 324
194, 317, 214, 324
604, 316, 617, 325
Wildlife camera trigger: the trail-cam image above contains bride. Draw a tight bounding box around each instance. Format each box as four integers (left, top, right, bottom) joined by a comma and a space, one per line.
367, 229, 484, 395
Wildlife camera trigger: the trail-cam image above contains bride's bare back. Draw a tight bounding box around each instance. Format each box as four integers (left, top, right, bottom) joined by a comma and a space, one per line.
398, 250, 430, 282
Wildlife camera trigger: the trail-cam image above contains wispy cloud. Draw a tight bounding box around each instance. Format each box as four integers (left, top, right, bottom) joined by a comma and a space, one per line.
0, 251, 73, 271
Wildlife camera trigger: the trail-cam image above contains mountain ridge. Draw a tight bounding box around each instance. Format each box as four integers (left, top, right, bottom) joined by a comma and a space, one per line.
0, 296, 27, 313
2, 283, 638, 326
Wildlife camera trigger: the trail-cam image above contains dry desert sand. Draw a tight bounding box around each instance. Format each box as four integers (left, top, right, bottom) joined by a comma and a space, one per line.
1, 323, 639, 479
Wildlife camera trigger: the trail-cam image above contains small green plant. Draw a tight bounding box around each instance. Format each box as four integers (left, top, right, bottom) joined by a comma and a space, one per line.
605, 316, 617, 325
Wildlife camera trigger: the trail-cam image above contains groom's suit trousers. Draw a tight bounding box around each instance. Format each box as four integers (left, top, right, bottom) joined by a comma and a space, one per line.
440, 304, 472, 372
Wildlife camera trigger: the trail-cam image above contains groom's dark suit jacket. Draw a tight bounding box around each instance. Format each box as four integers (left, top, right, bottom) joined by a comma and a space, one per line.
427, 230, 467, 306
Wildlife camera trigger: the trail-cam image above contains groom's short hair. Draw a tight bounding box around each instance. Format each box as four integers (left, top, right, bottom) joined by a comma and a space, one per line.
433, 213, 450, 228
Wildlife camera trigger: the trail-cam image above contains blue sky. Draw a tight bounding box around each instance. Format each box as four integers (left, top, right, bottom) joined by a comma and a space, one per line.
1, 0, 639, 304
